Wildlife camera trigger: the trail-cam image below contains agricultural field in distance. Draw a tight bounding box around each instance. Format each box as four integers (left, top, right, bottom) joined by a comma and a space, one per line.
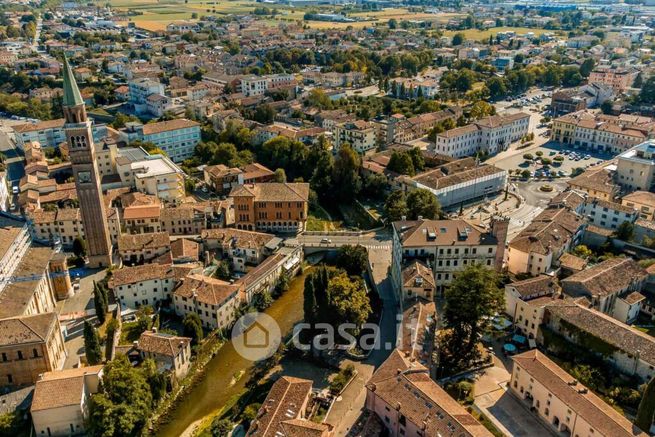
107, 0, 464, 32
443, 26, 562, 41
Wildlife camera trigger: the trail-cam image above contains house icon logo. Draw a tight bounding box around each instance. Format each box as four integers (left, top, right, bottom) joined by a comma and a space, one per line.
232, 312, 281, 361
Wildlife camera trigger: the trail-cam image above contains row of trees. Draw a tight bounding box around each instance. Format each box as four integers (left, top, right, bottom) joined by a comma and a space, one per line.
384, 189, 442, 222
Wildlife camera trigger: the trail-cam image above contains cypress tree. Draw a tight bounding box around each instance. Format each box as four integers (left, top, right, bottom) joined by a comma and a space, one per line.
83, 321, 102, 365
303, 276, 316, 324
93, 282, 108, 324
636, 377, 655, 432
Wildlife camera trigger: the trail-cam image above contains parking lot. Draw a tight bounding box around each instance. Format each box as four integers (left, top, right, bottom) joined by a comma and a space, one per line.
492, 141, 609, 179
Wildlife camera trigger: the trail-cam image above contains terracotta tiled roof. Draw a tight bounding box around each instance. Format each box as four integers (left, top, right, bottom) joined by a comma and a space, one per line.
174, 274, 241, 306
561, 257, 648, 299
513, 350, 648, 437
171, 238, 199, 260
123, 205, 162, 220
509, 208, 583, 255
31, 365, 103, 412
229, 183, 310, 203
0, 312, 57, 347
366, 350, 492, 436
247, 376, 313, 437
142, 118, 199, 135
118, 231, 170, 252
392, 219, 496, 247
137, 331, 190, 357
108, 263, 174, 288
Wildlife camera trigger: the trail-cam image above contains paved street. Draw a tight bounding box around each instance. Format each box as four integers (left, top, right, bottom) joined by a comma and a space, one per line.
300, 229, 392, 251
57, 268, 108, 369
326, 247, 398, 436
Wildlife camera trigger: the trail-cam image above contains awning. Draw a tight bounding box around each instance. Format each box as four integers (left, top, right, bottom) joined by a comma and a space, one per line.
503, 343, 517, 353
512, 334, 527, 344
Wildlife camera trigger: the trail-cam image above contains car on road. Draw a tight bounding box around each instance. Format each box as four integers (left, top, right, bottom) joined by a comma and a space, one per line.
320, 238, 332, 244
11, 186, 18, 195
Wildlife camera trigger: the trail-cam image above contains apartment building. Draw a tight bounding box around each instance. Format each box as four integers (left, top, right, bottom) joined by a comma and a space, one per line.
543, 302, 655, 381
507, 207, 585, 275
117, 155, 186, 203
13, 119, 106, 150
581, 197, 638, 231
0, 216, 31, 296
160, 206, 204, 235
550, 83, 613, 116
0, 313, 66, 388
173, 274, 242, 330
122, 204, 162, 234
240, 74, 295, 97
432, 113, 530, 158
28, 207, 120, 248
230, 182, 309, 234
391, 218, 508, 296
390, 77, 439, 99
108, 263, 176, 309
117, 231, 171, 265
375, 107, 463, 146
622, 191, 655, 220
128, 78, 166, 116
405, 159, 508, 208
365, 350, 492, 437
561, 257, 647, 324
567, 168, 618, 201
142, 119, 201, 163
504, 275, 559, 339
121, 119, 201, 163
589, 67, 638, 93
203, 162, 274, 195
201, 228, 277, 272
616, 141, 655, 192
551, 111, 655, 154
137, 330, 191, 380
510, 350, 647, 437
247, 376, 333, 437
333, 120, 377, 155
31, 366, 103, 437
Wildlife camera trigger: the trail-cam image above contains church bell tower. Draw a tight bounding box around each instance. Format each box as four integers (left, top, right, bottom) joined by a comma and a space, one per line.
62, 57, 113, 268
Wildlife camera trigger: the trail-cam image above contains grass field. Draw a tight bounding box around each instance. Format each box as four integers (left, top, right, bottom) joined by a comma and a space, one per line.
444, 26, 559, 41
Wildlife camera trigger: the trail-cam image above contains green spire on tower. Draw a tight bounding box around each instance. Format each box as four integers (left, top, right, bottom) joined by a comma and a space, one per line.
62, 56, 84, 107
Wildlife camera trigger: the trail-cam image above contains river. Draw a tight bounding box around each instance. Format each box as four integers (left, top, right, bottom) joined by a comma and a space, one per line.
156, 269, 308, 437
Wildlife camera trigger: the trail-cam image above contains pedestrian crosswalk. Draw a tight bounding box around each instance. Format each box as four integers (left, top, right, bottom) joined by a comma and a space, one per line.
363, 244, 392, 250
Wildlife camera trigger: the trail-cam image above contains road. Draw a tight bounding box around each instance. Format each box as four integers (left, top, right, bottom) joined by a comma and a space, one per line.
0, 120, 26, 193
299, 229, 392, 251
326, 246, 398, 436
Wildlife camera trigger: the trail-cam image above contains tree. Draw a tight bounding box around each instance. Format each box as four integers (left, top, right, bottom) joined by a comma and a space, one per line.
303, 275, 317, 325
384, 190, 408, 222
486, 77, 508, 100
443, 265, 503, 362
185, 179, 196, 194
253, 103, 276, 124
336, 245, 369, 276
636, 376, 655, 432
407, 189, 441, 220
332, 144, 361, 202
572, 245, 592, 259
387, 151, 415, 176
600, 100, 613, 115
84, 321, 103, 365
640, 76, 655, 105
579, 58, 595, 77
87, 355, 154, 437
305, 88, 331, 109
73, 236, 87, 258
93, 282, 108, 324
452, 32, 465, 46
252, 291, 273, 311
469, 101, 495, 120
273, 168, 287, 183
614, 221, 635, 242
183, 313, 204, 344
388, 18, 398, 29
326, 273, 371, 331
210, 418, 233, 436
